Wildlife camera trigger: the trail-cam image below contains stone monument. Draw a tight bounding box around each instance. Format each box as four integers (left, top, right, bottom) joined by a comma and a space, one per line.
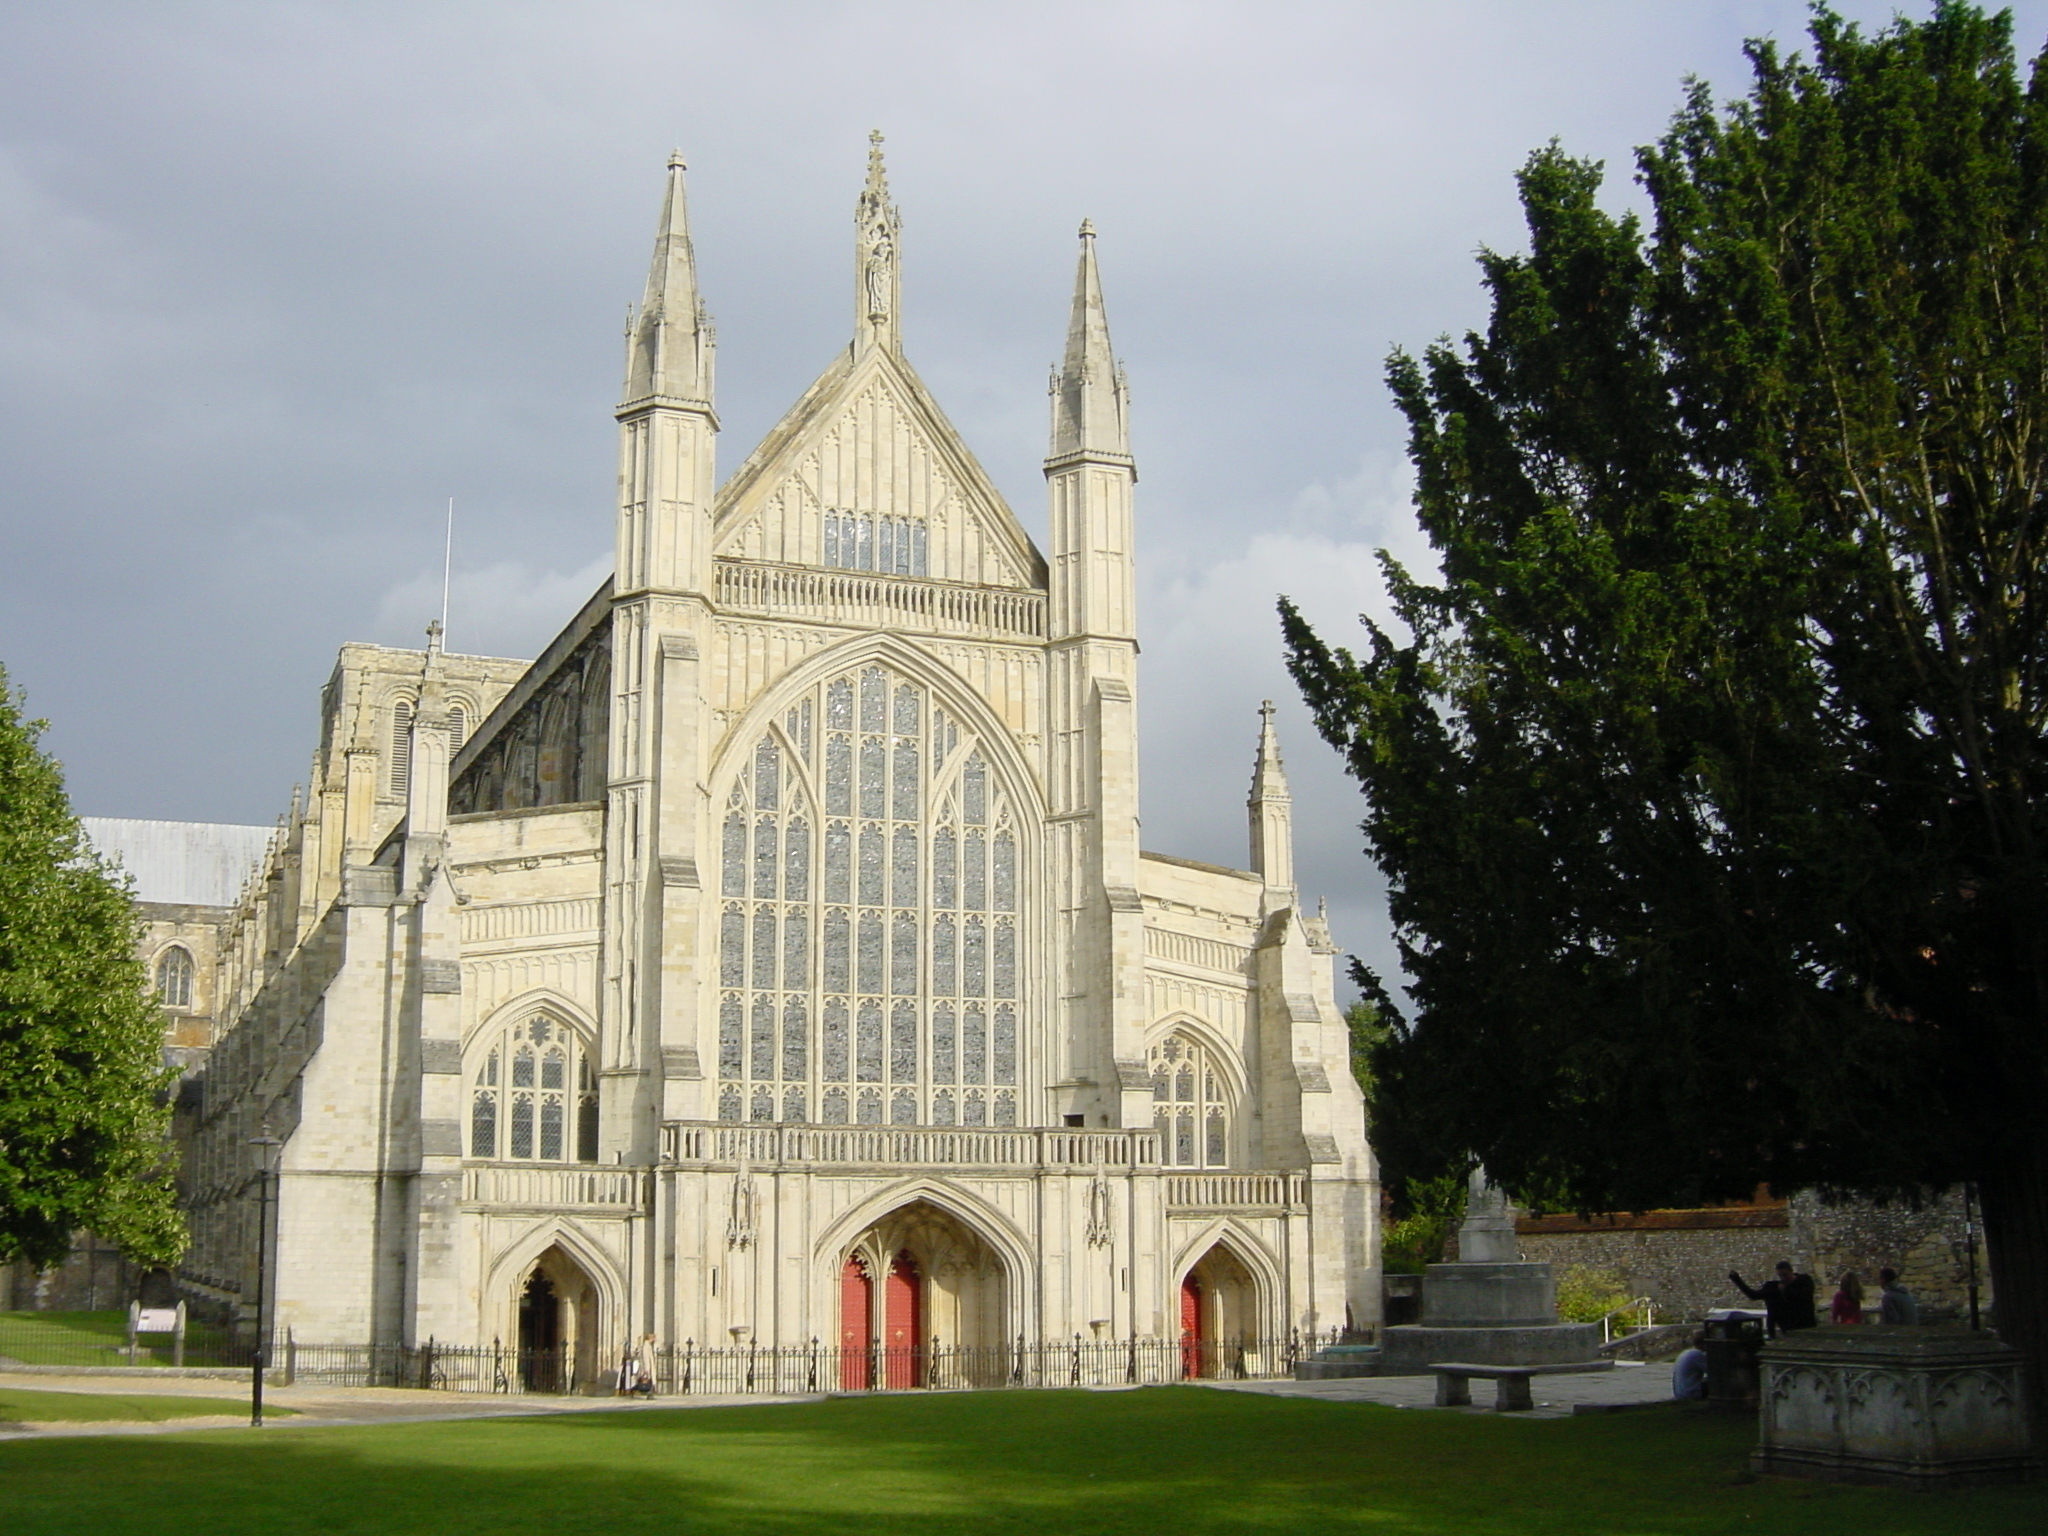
1753, 1329, 2040, 1487
1377, 1169, 1607, 1375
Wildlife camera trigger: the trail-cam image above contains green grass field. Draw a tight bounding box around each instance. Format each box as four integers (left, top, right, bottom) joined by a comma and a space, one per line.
0, 1387, 281, 1424
0, 1309, 234, 1368
0, 1386, 2040, 1535
0, 1310, 138, 1366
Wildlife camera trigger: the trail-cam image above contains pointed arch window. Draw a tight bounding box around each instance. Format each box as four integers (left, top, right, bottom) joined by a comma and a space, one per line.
716, 666, 1027, 1125
466, 1014, 600, 1162
390, 699, 415, 797
155, 946, 195, 1010
1148, 1032, 1232, 1168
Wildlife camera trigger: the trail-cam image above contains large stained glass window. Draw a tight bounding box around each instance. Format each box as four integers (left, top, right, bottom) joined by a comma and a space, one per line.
468, 1013, 601, 1163
718, 663, 1023, 1125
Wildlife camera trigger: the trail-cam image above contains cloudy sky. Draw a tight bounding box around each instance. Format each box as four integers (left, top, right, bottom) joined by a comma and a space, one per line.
6, 1, 2041, 999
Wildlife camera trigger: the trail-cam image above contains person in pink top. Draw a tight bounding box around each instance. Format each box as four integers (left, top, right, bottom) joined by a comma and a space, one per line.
1830, 1270, 1865, 1324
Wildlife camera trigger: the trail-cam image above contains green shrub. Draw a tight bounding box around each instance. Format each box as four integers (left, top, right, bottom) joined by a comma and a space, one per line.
1555, 1266, 1642, 1328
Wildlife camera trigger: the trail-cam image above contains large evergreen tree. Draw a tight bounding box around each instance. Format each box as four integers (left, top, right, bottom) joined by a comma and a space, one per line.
1284, 3, 2048, 1414
0, 666, 183, 1271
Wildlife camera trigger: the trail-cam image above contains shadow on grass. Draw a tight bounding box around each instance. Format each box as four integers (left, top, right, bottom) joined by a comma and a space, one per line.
0, 1387, 2040, 1536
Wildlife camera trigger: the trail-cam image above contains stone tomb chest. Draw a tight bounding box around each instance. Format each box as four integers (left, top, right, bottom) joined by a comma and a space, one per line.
1753, 1329, 2039, 1488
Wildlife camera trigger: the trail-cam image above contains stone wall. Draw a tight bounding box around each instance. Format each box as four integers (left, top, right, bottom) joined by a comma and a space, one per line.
0, 1236, 138, 1312
1514, 1189, 1989, 1324
1516, 1207, 1791, 1323
1788, 1189, 1986, 1320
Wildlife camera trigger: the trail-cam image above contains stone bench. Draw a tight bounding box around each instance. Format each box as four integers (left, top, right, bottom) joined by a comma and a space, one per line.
1428, 1359, 1614, 1411
1430, 1363, 1540, 1411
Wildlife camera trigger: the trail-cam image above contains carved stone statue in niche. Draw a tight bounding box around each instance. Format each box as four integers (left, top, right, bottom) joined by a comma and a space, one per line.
1085, 1173, 1114, 1247
864, 226, 893, 322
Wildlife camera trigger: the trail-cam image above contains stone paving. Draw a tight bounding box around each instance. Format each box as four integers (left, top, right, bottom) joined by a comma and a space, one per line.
1204, 1360, 1675, 1419
0, 1360, 1675, 1439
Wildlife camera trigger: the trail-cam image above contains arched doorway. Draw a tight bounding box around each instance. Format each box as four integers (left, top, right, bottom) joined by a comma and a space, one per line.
1178, 1243, 1262, 1378
840, 1257, 873, 1390
836, 1199, 1009, 1388
514, 1245, 600, 1393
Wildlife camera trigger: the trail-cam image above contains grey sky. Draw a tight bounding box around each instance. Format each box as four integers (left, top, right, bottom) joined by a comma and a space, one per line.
6, 1, 2039, 1001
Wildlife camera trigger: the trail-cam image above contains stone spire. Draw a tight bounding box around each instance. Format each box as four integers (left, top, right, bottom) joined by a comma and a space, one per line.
1248, 700, 1294, 894
855, 130, 902, 354
622, 150, 713, 407
1049, 219, 1129, 460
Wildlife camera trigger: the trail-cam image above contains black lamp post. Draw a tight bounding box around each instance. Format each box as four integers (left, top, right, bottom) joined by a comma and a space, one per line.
248, 1122, 282, 1427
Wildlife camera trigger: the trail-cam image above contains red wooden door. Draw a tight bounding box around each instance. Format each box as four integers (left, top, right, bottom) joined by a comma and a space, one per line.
840, 1257, 873, 1390
884, 1251, 923, 1388
1180, 1274, 1204, 1378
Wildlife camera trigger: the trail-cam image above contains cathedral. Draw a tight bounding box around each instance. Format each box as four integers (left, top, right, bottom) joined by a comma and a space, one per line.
170, 141, 1379, 1380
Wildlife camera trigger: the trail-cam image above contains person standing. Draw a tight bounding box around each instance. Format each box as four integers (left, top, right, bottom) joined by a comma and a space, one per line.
1878, 1268, 1920, 1325
1830, 1270, 1865, 1325
1730, 1260, 1819, 1337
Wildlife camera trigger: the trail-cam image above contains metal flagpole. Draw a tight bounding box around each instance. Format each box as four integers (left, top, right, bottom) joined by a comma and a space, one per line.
440, 497, 455, 645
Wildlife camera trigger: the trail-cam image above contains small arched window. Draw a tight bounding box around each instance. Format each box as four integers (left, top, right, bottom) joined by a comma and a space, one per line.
390, 699, 415, 797
448, 704, 468, 754
1148, 1031, 1232, 1168
155, 946, 195, 1010
467, 1013, 600, 1163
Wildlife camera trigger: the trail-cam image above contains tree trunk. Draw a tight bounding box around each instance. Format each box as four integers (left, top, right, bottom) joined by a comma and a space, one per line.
1976, 1132, 2048, 1444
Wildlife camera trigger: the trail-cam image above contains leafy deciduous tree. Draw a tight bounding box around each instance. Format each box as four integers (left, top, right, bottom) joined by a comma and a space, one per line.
1284, 3, 2048, 1416
0, 666, 183, 1271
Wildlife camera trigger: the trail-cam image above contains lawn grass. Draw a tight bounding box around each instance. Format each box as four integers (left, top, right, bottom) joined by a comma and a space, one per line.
0, 1309, 234, 1367
0, 1310, 134, 1366
0, 1387, 283, 1424
0, 1386, 2042, 1535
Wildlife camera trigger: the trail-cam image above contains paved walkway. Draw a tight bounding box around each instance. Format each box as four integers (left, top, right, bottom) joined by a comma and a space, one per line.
0, 1370, 816, 1439
1204, 1360, 1674, 1420
1, 1361, 1674, 1439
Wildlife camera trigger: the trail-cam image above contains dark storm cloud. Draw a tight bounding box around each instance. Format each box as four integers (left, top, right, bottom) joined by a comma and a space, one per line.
7, 1, 2037, 999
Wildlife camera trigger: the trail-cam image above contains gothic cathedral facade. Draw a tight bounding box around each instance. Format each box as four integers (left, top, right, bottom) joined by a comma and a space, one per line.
181, 144, 1379, 1375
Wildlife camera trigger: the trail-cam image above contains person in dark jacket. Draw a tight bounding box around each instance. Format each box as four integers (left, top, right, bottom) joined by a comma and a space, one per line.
1729, 1260, 1819, 1337
1878, 1268, 1920, 1325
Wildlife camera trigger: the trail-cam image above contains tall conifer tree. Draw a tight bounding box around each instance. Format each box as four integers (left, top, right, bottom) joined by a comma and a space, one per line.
1285, 3, 2048, 1415
0, 666, 182, 1270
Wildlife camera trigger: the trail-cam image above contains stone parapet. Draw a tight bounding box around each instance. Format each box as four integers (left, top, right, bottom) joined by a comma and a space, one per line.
662, 1120, 1162, 1172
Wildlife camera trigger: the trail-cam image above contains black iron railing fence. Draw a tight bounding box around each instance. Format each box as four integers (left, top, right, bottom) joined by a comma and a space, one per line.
2, 1310, 1339, 1394
285, 1331, 1330, 1395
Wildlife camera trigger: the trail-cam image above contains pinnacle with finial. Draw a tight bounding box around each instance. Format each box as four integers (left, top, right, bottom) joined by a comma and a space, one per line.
623, 149, 711, 407
1050, 216, 1126, 458
1250, 698, 1290, 802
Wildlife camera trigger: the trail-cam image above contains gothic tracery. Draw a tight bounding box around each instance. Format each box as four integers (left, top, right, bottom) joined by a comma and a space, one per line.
718, 662, 1022, 1126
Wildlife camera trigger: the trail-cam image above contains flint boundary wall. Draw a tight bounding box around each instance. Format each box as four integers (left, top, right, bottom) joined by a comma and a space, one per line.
1511, 1189, 1987, 1324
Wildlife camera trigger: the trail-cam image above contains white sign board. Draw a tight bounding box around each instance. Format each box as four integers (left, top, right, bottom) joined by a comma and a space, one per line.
136, 1308, 180, 1333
